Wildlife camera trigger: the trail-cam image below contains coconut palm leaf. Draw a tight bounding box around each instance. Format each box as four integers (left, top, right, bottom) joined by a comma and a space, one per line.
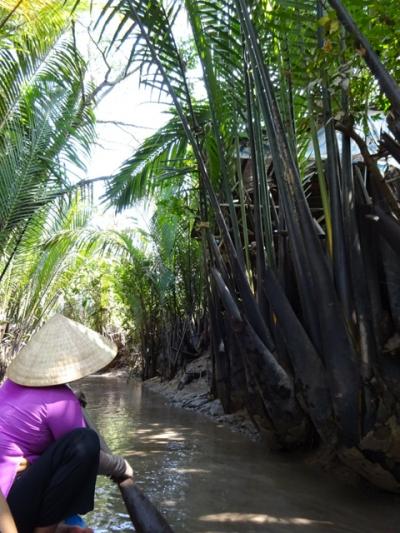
104, 109, 204, 209
0, 193, 103, 349
0, 0, 102, 355
0, 13, 96, 261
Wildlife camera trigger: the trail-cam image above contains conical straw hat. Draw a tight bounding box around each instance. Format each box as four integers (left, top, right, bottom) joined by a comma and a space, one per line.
6, 314, 118, 387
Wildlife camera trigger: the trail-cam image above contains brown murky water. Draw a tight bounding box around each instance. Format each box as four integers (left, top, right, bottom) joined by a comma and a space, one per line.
79, 376, 400, 532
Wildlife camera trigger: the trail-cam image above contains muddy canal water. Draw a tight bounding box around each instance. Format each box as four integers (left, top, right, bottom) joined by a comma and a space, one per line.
79, 376, 400, 532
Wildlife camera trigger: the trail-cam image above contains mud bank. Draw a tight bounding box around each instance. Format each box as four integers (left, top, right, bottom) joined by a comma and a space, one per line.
143, 354, 260, 441
142, 357, 376, 490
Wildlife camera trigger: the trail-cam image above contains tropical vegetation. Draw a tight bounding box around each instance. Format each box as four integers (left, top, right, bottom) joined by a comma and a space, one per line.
1, 0, 400, 491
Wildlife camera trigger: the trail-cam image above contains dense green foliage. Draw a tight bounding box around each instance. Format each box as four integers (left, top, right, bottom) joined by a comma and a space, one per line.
99, 0, 400, 489
0, 1, 104, 360
112, 192, 204, 378
2, 0, 400, 491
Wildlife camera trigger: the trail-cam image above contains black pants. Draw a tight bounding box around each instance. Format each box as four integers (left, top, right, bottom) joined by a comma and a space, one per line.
7, 428, 100, 533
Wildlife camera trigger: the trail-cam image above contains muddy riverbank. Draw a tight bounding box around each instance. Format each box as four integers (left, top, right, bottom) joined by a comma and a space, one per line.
143, 354, 260, 442
141, 355, 370, 490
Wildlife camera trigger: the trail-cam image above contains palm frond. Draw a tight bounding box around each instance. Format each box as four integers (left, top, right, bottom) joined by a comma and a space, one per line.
104, 108, 207, 210
98, 0, 193, 107
0, 34, 96, 254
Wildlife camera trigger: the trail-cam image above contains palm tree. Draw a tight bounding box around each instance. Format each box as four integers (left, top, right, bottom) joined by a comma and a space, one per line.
99, 0, 400, 489
0, 1, 106, 364
0, 194, 105, 357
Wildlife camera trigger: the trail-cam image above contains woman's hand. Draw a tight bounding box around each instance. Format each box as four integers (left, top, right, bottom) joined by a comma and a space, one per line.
123, 459, 134, 480
16, 457, 29, 473
111, 457, 134, 483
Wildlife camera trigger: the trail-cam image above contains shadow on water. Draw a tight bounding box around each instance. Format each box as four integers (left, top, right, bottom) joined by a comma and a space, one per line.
78, 376, 400, 533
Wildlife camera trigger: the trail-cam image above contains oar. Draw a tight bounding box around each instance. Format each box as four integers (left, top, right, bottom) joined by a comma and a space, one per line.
83, 409, 175, 533
117, 477, 174, 533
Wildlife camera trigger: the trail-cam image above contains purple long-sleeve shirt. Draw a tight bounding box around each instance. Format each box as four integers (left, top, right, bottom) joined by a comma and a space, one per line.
0, 379, 85, 497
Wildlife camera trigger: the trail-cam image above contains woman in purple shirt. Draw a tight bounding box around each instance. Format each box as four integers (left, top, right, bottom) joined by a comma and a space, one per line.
0, 314, 133, 533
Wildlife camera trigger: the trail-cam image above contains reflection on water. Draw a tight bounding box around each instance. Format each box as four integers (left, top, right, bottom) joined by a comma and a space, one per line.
78, 377, 400, 533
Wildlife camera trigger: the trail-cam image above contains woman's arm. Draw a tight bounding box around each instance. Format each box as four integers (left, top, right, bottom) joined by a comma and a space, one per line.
0, 492, 17, 533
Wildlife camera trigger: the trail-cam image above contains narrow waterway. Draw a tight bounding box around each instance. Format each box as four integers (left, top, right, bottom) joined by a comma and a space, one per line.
79, 376, 400, 532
